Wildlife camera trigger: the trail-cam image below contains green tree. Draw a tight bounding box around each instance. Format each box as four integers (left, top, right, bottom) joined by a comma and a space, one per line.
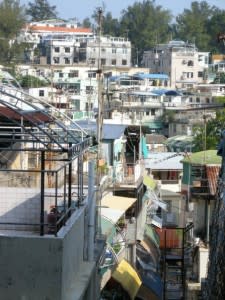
0, 0, 27, 66
119, 0, 172, 65
175, 1, 216, 51
82, 17, 92, 28
207, 9, 225, 53
26, 0, 58, 21
193, 104, 225, 152
18, 74, 49, 88
102, 12, 120, 36
213, 72, 225, 84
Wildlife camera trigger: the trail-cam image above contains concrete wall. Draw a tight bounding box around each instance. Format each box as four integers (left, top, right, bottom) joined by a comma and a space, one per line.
0, 202, 96, 300
0, 235, 62, 300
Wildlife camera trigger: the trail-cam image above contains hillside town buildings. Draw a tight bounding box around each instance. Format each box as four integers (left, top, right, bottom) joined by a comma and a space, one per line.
0, 16, 225, 300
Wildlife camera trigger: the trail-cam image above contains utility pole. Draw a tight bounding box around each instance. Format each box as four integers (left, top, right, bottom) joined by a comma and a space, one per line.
97, 7, 103, 158
96, 7, 103, 236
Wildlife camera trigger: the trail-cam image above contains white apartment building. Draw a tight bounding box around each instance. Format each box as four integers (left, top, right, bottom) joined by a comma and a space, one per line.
17, 65, 99, 119
19, 19, 93, 44
142, 40, 209, 88
42, 35, 131, 68
86, 36, 132, 68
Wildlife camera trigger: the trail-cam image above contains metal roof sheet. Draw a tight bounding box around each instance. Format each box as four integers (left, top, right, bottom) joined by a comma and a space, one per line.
74, 121, 126, 140
206, 165, 220, 196
144, 153, 184, 170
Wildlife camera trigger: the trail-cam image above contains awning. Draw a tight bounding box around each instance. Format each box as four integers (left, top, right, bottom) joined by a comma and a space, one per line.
100, 195, 137, 241
151, 215, 163, 228
144, 224, 160, 248
101, 194, 136, 211
143, 175, 156, 189
112, 259, 142, 300
143, 189, 167, 210
100, 208, 124, 223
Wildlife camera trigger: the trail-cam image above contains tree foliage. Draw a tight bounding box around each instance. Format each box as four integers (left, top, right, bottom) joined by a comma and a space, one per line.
193, 102, 225, 152
175, 1, 215, 51
18, 74, 49, 88
119, 0, 172, 64
0, 0, 27, 66
26, 0, 58, 21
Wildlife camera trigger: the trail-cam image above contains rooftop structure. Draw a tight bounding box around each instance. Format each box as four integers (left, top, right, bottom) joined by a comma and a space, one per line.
0, 72, 104, 299
142, 40, 209, 89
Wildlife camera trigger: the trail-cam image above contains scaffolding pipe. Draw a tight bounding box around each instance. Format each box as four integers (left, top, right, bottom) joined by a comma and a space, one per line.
40, 151, 45, 236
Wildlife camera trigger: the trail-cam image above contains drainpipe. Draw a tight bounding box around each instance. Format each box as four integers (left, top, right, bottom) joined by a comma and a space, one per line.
88, 160, 96, 261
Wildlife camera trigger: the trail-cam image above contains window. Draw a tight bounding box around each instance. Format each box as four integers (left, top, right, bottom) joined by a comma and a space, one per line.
101, 58, 106, 65
111, 59, 116, 65
86, 86, 94, 94
187, 60, 194, 66
165, 200, 172, 213
65, 47, 70, 53
88, 71, 96, 78
206, 98, 210, 104
122, 47, 127, 54
71, 99, 80, 110
68, 70, 79, 78
54, 47, 60, 53
53, 57, 59, 64
198, 71, 203, 77
89, 58, 95, 65
64, 57, 70, 64
39, 90, 44, 97
122, 59, 127, 65
85, 102, 93, 111
59, 72, 63, 78
196, 97, 200, 103
182, 72, 193, 79
151, 109, 156, 116
173, 124, 176, 133
112, 48, 116, 54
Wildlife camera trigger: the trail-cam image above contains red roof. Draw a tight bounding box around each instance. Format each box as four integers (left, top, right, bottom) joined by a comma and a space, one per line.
0, 106, 51, 123
27, 25, 92, 34
206, 165, 220, 196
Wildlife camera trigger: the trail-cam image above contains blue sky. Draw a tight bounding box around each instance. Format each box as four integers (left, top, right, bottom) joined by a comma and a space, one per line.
21, 0, 225, 22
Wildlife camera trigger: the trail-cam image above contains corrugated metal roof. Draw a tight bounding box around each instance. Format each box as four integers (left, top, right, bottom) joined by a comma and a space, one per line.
144, 153, 184, 170
74, 120, 126, 140
206, 165, 220, 196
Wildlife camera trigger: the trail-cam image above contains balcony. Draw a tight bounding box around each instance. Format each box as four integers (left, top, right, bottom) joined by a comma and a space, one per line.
112, 162, 143, 187
190, 179, 209, 198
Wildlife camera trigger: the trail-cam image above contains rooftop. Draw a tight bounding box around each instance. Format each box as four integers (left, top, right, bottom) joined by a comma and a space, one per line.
182, 150, 222, 165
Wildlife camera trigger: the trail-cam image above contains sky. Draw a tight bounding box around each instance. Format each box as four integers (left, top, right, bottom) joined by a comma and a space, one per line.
20, 0, 225, 22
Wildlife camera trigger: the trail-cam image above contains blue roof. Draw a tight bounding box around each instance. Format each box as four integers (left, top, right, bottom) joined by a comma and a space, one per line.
134, 73, 169, 80
74, 120, 126, 140
102, 124, 126, 140
109, 75, 131, 82
153, 89, 182, 96
109, 73, 169, 82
